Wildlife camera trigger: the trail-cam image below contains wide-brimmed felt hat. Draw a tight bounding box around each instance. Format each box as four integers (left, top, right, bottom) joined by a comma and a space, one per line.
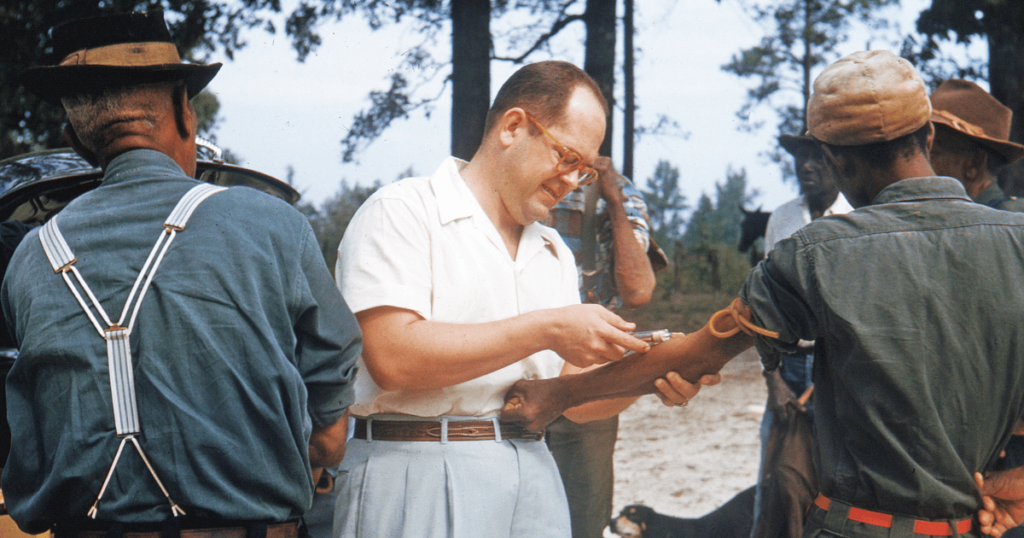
930, 79, 1024, 164
807, 50, 930, 146
779, 134, 816, 156
21, 10, 221, 105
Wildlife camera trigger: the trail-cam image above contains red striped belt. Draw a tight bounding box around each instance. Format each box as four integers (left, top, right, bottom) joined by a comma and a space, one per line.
814, 494, 972, 536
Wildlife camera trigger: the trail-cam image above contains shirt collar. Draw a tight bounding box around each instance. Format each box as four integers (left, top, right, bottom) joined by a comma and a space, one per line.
430, 157, 477, 225
823, 192, 854, 216
798, 192, 854, 218
974, 181, 1009, 208
429, 156, 567, 264
870, 176, 971, 206
102, 149, 189, 187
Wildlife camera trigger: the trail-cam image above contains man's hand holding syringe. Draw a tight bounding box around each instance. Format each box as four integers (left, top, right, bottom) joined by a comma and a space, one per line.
503, 299, 763, 431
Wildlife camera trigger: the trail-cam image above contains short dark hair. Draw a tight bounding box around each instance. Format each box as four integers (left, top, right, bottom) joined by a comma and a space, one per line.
824, 123, 931, 173
483, 61, 608, 136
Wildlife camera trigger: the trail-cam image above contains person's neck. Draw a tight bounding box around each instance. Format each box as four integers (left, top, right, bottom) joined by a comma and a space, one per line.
862, 154, 936, 206
965, 175, 995, 201
805, 190, 840, 220
460, 155, 524, 259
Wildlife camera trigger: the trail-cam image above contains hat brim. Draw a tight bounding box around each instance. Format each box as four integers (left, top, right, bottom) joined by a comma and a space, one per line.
931, 115, 1024, 165
779, 134, 816, 156
21, 62, 221, 105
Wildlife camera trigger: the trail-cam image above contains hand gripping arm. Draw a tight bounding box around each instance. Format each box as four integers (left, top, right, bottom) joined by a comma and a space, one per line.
501, 298, 773, 431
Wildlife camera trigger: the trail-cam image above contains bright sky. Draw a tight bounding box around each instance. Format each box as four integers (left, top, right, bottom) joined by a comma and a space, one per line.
206, 0, 952, 215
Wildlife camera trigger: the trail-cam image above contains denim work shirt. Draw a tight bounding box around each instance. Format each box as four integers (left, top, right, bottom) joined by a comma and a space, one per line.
1, 149, 361, 532
741, 176, 1024, 521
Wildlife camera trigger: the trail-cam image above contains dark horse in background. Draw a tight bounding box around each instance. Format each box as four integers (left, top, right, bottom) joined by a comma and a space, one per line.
739, 206, 771, 265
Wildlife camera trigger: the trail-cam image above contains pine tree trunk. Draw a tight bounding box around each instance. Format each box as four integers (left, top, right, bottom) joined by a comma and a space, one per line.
623, 0, 635, 179
450, 0, 491, 161
584, 0, 617, 157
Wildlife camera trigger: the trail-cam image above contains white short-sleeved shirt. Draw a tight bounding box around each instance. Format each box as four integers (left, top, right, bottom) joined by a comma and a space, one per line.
337, 157, 579, 418
763, 193, 854, 253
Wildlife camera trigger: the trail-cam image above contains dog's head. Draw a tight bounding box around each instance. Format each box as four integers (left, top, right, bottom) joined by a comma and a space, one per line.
608, 504, 658, 538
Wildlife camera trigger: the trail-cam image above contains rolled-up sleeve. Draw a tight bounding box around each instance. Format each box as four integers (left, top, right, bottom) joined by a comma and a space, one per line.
293, 226, 361, 428
740, 235, 820, 369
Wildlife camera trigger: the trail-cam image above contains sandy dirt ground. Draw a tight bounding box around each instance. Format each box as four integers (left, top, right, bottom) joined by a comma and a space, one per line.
611, 348, 767, 520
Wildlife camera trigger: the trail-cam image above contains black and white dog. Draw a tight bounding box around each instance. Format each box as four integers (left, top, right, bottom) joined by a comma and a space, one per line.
608, 485, 755, 538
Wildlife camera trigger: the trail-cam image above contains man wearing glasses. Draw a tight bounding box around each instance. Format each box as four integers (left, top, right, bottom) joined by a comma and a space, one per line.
334, 61, 711, 537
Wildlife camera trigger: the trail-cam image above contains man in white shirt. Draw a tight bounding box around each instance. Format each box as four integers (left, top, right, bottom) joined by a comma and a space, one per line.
334, 60, 709, 538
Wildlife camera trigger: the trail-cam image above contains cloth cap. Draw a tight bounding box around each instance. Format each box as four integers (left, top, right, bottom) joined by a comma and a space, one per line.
807, 50, 930, 146
21, 10, 221, 105
930, 79, 1024, 164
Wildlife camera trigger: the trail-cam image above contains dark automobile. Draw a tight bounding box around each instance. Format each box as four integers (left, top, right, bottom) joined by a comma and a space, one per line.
0, 145, 299, 224
0, 144, 299, 511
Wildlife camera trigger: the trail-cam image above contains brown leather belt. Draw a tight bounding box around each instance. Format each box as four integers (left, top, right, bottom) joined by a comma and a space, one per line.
57, 521, 299, 538
814, 494, 972, 536
353, 417, 544, 442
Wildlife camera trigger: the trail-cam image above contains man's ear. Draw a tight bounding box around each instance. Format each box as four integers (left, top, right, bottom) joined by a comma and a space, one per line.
965, 147, 987, 183
62, 123, 102, 168
171, 84, 195, 141
498, 107, 528, 148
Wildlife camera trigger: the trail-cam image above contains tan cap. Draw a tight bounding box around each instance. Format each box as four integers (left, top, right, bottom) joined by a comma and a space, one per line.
807, 50, 930, 146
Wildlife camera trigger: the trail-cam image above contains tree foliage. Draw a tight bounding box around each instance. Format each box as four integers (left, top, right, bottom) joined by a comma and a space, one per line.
721, 0, 896, 181
640, 159, 688, 249
0, 0, 330, 159
310, 1, 493, 163
682, 167, 753, 249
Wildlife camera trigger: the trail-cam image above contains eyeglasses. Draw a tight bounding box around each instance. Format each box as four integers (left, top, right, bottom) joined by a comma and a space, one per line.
525, 113, 599, 186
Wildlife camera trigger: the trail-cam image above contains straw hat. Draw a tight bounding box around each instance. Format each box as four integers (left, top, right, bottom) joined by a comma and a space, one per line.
21, 10, 221, 105
807, 50, 930, 146
930, 79, 1024, 164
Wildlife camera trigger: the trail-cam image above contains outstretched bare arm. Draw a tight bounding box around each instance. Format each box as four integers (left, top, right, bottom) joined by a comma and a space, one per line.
502, 298, 758, 430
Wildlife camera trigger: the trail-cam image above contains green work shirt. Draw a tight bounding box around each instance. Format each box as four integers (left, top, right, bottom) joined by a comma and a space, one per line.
976, 181, 1024, 213
1, 149, 361, 532
741, 176, 1024, 521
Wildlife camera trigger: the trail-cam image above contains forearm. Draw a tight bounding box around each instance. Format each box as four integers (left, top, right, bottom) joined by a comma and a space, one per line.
563, 396, 639, 423
309, 409, 349, 469
501, 316, 754, 430
605, 196, 656, 308
557, 323, 753, 406
359, 307, 554, 391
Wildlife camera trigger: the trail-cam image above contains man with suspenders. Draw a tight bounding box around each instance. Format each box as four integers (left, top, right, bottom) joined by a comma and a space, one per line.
3, 11, 361, 537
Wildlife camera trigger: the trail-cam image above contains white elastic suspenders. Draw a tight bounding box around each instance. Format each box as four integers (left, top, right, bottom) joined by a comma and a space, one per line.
38, 183, 226, 519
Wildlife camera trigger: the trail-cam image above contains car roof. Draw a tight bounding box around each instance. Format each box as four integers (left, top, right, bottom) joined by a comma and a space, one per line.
0, 149, 300, 225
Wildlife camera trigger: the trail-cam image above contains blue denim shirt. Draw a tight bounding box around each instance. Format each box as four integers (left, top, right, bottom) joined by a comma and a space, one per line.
1, 149, 361, 531
741, 176, 1024, 520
